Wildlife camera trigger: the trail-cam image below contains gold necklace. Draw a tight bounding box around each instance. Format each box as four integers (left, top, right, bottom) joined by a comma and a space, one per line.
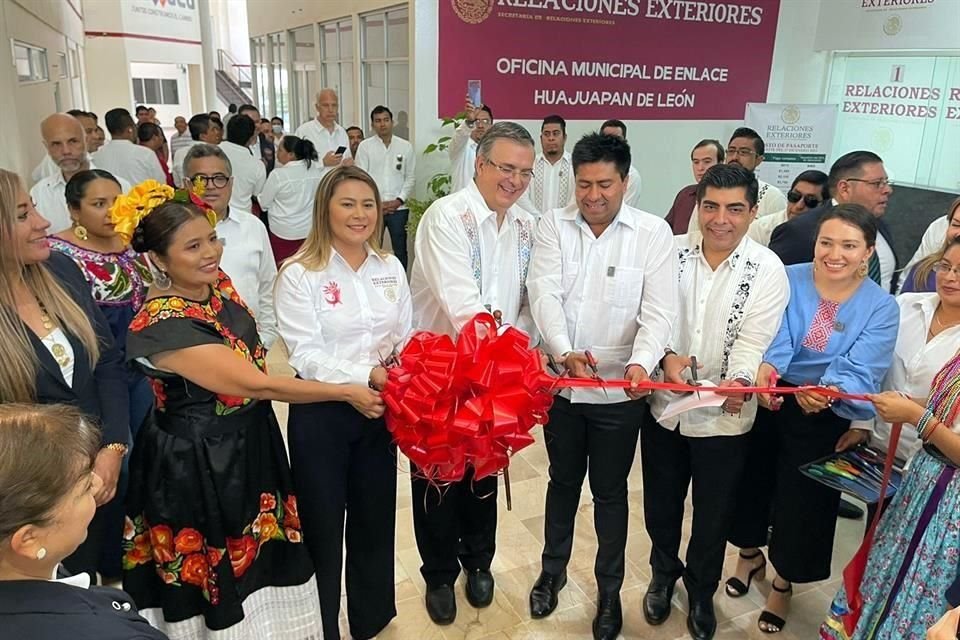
36, 298, 72, 369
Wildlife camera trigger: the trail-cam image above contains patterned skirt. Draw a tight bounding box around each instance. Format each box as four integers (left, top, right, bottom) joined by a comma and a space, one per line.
820, 449, 960, 639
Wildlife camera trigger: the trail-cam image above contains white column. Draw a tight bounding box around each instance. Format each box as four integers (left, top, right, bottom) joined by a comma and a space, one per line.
198, 0, 218, 111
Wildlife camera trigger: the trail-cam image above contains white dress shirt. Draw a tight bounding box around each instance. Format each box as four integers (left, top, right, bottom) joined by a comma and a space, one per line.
293, 120, 351, 178
448, 121, 478, 193
92, 139, 166, 186
649, 235, 790, 436
30, 164, 131, 233
625, 165, 642, 209
410, 180, 536, 339
858, 293, 960, 465
517, 152, 575, 218
171, 140, 200, 188
747, 208, 788, 247
354, 135, 416, 204
219, 141, 266, 215
258, 159, 325, 240
527, 203, 679, 404
276, 247, 412, 385
684, 179, 787, 246
902, 216, 948, 285
32, 154, 60, 185
216, 210, 278, 348
876, 232, 896, 293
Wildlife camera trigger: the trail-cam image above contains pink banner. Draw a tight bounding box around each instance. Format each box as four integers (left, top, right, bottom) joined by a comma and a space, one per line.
439, 0, 781, 120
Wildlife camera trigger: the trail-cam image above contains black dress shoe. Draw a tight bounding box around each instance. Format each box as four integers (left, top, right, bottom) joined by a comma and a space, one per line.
465, 568, 495, 608
838, 498, 865, 520
642, 578, 676, 625
425, 584, 456, 625
687, 597, 717, 640
529, 570, 567, 619
592, 594, 623, 640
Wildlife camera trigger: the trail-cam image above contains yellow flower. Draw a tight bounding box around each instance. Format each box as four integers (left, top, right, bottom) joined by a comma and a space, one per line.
110, 181, 176, 245
205, 209, 218, 229
192, 175, 207, 197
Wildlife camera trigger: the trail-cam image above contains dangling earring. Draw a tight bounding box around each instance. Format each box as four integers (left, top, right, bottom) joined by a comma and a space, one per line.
73, 223, 88, 241
154, 270, 172, 290
857, 261, 868, 278
36, 547, 47, 560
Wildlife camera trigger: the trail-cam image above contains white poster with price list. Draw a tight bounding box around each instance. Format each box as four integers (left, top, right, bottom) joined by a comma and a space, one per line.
744, 103, 838, 192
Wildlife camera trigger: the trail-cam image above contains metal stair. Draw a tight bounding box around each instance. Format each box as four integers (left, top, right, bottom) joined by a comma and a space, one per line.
216, 49, 252, 106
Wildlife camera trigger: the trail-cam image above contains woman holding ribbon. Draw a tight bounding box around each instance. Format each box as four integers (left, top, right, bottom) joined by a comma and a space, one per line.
115, 180, 382, 638
820, 238, 960, 639
275, 165, 411, 640
725, 204, 899, 634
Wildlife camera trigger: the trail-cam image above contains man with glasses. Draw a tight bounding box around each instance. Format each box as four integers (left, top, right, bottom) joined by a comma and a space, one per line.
517, 115, 575, 218
724, 127, 787, 216
770, 150, 899, 292
182, 143, 278, 347
355, 105, 416, 269
409, 122, 536, 627
526, 133, 678, 640
449, 98, 493, 192
748, 170, 829, 246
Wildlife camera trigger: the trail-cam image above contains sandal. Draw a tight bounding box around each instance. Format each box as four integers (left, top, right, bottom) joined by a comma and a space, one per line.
724, 549, 766, 598
758, 578, 792, 634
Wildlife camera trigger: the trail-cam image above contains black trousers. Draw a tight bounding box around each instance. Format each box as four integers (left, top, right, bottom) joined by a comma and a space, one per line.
383, 209, 409, 269
288, 401, 397, 640
729, 397, 850, 584
640, 407, 749, 602
541, 397, 644, 597
411, 465, 498, 589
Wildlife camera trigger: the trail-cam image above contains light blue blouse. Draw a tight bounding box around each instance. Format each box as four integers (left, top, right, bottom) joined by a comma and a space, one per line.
764, 263, 899, 420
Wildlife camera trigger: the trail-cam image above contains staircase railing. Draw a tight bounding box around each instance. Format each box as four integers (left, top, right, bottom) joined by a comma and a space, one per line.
217, 48, 252, 89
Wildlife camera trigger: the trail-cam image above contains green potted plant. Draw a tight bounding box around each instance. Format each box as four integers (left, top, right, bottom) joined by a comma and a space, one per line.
406, 112, 467, 237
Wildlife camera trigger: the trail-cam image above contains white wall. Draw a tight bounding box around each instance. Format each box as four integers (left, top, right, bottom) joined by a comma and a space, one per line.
412, 0, 828, 216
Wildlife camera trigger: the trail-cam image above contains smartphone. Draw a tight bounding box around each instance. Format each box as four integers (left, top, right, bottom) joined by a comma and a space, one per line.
467, 79, 482, 107
334, 145, 347, 155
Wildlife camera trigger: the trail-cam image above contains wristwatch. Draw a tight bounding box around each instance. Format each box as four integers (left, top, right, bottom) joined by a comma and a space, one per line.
104, 443, 129, 457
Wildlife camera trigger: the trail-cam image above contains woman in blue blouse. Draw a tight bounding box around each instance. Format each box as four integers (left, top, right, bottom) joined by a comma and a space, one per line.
724, 204, 899, 634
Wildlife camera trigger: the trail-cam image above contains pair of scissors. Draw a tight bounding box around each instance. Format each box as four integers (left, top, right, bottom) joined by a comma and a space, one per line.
584, 350, 609, 399
687, 355, 701, 399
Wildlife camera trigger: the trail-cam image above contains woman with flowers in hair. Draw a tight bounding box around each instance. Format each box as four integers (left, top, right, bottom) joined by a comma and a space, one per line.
115, 180, 384, 638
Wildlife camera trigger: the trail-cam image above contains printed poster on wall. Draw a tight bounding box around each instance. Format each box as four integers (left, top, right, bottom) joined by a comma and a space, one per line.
439, 0, 781, 120
744, 103, 838, 192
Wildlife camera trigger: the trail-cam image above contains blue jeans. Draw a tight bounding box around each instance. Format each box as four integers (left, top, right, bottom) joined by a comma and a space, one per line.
383, 208, 409, 269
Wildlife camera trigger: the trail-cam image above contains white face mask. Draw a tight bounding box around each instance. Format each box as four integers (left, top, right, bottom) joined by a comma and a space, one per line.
272, 125, 283, 135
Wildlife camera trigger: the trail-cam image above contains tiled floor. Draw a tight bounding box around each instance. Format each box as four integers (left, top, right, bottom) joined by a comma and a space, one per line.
267, 348, 864, 640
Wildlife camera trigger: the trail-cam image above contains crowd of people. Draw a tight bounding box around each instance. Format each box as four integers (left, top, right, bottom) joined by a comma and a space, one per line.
0, 86, 958, 640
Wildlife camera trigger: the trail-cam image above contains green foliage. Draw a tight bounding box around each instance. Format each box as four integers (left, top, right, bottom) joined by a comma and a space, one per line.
406, 112, 467, 237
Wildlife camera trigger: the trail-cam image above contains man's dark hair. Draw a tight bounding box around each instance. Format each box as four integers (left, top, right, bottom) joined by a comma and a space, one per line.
542, 114, 566, 134
237, 104, 258, 117
346, 126, 364, 136
692, 139, 725, 163
66, 109, 89, 119
271, 117, 284, 125
600, 119, 627, 138
817, 203, 878, 248
696, 164, 759, 208
135, 105, 148, 115
572, 132, 631, 180
228, 103, 238, 113
477, 104, 493, 121
104, 108, 135, 136
226, 113, 256, 145
791, 169, 830, 202
209, 110, 221, 118
828, 150, 884, 194
137, 122, 162, 144
729, 127, 764, 156
260, 118, 270, 124
187, 113, 212, 141
370, 105, 393, 121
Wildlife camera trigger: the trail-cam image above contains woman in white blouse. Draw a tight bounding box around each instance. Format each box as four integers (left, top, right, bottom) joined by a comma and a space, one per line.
275, 165, 412, 640
259, 135, 325, 265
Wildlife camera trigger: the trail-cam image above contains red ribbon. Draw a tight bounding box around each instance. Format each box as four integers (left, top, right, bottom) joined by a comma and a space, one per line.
384, 313, 871, 483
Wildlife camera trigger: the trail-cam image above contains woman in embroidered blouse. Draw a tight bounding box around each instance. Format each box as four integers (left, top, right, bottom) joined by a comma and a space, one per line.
900, 197, 960, 294
275, 165, 411, 640
725, 204, 898, 634
119, 187, 384, 639
820, 236, 960, 640
0, 169, 128, 581
49, 169, 154, 581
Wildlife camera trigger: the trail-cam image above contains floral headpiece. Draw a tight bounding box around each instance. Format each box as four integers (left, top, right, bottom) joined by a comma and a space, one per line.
111, 177, 218, 246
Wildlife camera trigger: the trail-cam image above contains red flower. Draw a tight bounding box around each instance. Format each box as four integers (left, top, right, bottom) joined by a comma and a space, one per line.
181, 553, 210, 587
283, 495, 300, 529
259, 492, 277, 512
226, 535, 257, 577
323, 281, 343, 306
122, 533, 152, 570
183, 305, 207, 321
130, 312, 149, 333
85, 260, 111, 281
150, 379, 167, 410
207, 547, 224, 567
174, 528, 204, 555
150, 524, 176, 564
252, 512, 280, 542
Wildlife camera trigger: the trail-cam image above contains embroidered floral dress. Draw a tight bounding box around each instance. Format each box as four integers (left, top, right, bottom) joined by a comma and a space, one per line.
123, 272, 320, 639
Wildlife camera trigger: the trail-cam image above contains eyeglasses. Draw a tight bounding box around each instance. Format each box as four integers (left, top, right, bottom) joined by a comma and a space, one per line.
484, 159, 534, 181
844, 177, 893, 190
726, 147, 758, 158
470, 118, 492, 127
933, 262, 960, 278
787, 190, 822, 209
189, 174, 230, 188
